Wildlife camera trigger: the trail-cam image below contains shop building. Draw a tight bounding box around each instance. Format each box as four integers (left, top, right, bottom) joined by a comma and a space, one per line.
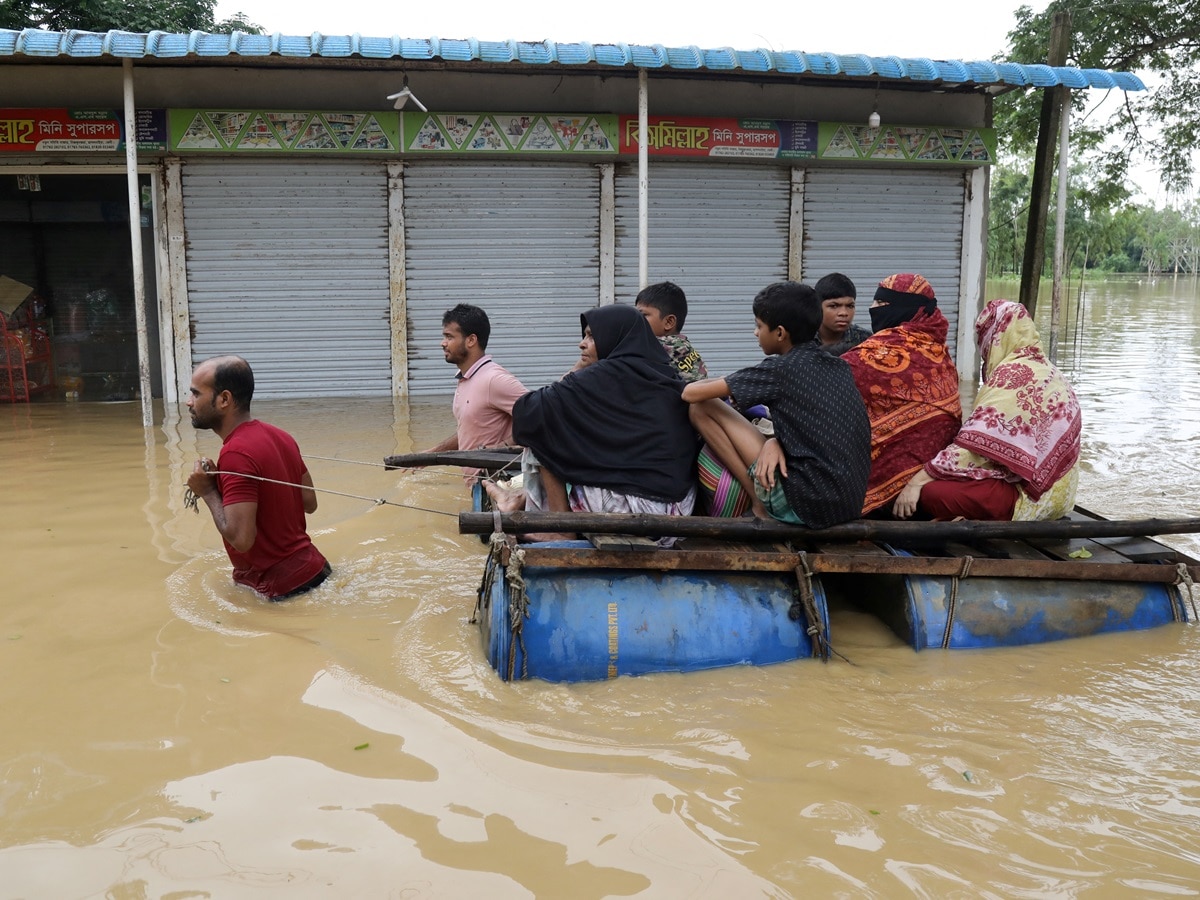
0, 30, 1142, 403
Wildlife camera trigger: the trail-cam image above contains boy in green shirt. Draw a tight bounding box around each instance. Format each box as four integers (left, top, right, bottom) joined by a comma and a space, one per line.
635, 281, 708, 383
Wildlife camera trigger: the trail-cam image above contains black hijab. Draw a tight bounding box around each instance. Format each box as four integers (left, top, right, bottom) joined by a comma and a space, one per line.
869, 276, 939, 332
512, 304, 696, 502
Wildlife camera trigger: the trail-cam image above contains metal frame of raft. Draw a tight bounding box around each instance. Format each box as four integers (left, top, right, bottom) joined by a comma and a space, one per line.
460, 504, 1200, 682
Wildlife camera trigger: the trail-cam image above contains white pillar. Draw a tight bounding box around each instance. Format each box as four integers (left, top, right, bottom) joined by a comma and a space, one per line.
123, 58, 152, 425
637, 69, 648, 291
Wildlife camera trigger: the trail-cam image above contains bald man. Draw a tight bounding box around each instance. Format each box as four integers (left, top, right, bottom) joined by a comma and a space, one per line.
186, 355, 330, 600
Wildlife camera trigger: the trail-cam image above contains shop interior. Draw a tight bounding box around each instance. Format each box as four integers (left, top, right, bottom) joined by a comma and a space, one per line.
0, 172, 160, 402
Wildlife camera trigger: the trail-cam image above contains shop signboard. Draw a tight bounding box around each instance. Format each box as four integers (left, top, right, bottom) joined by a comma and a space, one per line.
170, 110, 400, 152
401, 113, 618, 154
617, 115, 819, 159
0, 108, 167, 152
817, 122, 996, 164
162, 108, 995, 165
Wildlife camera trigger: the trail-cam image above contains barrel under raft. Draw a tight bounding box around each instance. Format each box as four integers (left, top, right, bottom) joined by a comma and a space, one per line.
478, 541, 827, 682
888, 547, 1189, 651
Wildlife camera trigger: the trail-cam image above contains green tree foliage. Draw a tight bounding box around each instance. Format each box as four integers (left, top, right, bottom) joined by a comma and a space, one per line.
990, 156, 1200, 276
999, 1, 1200, 196
0, 0, 262, 33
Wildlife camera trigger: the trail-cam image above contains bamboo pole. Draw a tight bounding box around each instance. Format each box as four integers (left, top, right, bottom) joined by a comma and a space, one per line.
458, 510, 1200, 544
383, 449, 521, 471
1019, 10, 1071, 317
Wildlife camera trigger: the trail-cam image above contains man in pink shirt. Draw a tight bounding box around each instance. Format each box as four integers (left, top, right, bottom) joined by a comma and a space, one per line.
427, 304, 527, 475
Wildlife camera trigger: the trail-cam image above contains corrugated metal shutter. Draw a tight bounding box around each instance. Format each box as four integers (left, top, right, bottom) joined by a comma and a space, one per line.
802, 168, 966, 356
403, 161, 600, 396
614, 162, 790, 378
182, 159, 390, 398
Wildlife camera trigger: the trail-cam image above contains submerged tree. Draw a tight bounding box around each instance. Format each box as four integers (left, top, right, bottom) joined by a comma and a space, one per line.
0, 0, 263, 33
999, 0, 1200, 196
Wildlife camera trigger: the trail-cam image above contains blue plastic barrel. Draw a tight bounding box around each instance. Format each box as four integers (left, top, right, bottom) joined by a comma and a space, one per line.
478, 541, 826, 682
890, 547, 1187, 650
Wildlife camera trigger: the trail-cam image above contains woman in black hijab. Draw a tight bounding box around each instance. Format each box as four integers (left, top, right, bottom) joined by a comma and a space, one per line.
502, 304, 697, 536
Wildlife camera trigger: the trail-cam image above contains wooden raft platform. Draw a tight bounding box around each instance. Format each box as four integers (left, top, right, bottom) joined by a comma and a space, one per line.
496, 508, 1200, 588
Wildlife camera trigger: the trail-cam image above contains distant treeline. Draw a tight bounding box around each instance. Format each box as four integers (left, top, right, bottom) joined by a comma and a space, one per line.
989, 161, 1200, 277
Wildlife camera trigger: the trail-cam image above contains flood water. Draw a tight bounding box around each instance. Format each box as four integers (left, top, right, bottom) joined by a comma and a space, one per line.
2, 275, 1200, 897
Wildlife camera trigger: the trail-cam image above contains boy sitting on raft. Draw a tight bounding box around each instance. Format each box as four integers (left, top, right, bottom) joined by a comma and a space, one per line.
682, 281, 871, 528
635, 281, 708, 383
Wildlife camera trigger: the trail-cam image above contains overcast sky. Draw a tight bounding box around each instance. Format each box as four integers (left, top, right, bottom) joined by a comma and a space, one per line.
212, 0, 1051, 60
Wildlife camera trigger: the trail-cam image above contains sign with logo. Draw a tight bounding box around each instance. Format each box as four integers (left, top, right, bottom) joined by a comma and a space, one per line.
0, 108, 167, 152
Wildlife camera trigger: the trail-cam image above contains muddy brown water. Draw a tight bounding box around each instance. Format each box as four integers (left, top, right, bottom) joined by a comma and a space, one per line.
2, 277, 1200, 896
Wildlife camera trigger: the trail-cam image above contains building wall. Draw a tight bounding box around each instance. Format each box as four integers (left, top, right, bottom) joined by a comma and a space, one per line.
0, 60, 992, 400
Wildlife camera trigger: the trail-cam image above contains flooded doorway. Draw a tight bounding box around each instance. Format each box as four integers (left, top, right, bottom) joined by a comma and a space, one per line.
0, 170, 161, 401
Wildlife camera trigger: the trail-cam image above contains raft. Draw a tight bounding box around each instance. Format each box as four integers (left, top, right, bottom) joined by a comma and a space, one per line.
461, 503, 1199, 682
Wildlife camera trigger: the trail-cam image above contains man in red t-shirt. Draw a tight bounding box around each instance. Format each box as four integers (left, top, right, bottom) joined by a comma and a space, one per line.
186, 356, 330, 600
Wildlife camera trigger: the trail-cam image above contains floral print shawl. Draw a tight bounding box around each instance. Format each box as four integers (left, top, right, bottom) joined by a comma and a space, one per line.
842, 308, 962, 514
926, 299, 1081, 501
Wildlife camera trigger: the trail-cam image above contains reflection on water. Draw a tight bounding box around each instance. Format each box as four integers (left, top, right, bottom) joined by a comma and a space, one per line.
1, 276, 1199, 895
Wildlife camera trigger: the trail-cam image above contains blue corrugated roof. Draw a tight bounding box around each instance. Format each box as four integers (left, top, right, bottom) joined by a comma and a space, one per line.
0, 28, 1148, 91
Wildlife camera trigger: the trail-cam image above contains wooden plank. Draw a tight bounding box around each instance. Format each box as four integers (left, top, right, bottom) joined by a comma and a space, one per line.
460, 510, 1200, 543
812, 541, 892, 557
808, 553, 1196, 584
1027, 535, 1129, 564
514, 547, 1200, 585
1090, 534, 1180, 562
585, 533, 659, 551
1069, 507, 1188, 562
968, 538, 1053, 561
520, 548, 799, 572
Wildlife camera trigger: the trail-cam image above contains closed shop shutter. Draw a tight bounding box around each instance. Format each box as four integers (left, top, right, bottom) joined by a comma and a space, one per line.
614, 162, 790, 378
403, 160, 600, 396
182, 159, 390, 398
802, 168, 966, 356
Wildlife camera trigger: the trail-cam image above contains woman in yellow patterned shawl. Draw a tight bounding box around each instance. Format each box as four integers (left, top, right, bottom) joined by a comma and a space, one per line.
894, 299, 1081, 521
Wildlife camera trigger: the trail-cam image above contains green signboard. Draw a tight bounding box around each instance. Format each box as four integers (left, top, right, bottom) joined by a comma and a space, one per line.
170, 110, 400, 152
166, 109, 995, 166
818, 122, 996, 164
402, 112, 619, 154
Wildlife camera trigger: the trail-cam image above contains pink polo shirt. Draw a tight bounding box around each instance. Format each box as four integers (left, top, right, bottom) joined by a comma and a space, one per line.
452, 355, 528, 454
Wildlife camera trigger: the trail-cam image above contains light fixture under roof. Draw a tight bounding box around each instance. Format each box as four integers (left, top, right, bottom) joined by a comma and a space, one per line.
387, 74, 427, 112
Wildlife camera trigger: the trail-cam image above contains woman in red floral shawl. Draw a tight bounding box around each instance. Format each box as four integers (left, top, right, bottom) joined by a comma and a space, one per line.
894, 298, 1082, 521
843, 273, 963, 515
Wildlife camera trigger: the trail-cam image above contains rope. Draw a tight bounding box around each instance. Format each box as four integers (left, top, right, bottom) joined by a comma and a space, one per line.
941, 556, 974, 649
790, 551, 841, 663
505, 543, 530, 680
472, 531, 506, 625
1174, 563, 1198, 624
303, 454, 390, 467
183, 468, 456, 518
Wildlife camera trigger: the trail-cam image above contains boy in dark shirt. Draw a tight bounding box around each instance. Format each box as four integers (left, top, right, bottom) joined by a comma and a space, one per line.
682, 282, 870, 527
814, 272, 872, 356
635, 281, 708, 383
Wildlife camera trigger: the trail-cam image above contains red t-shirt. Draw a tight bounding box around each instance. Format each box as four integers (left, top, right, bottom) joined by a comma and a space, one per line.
218, 420, 327, 598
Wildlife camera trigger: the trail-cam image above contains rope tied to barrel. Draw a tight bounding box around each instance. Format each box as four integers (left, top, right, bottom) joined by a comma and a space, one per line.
941, 555, 975, 649
182, 467, 455, 518
505, 543, 531, 681
1174, 562, 1198, 624
471, 528, 505, 625
790, 550, 833, 662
